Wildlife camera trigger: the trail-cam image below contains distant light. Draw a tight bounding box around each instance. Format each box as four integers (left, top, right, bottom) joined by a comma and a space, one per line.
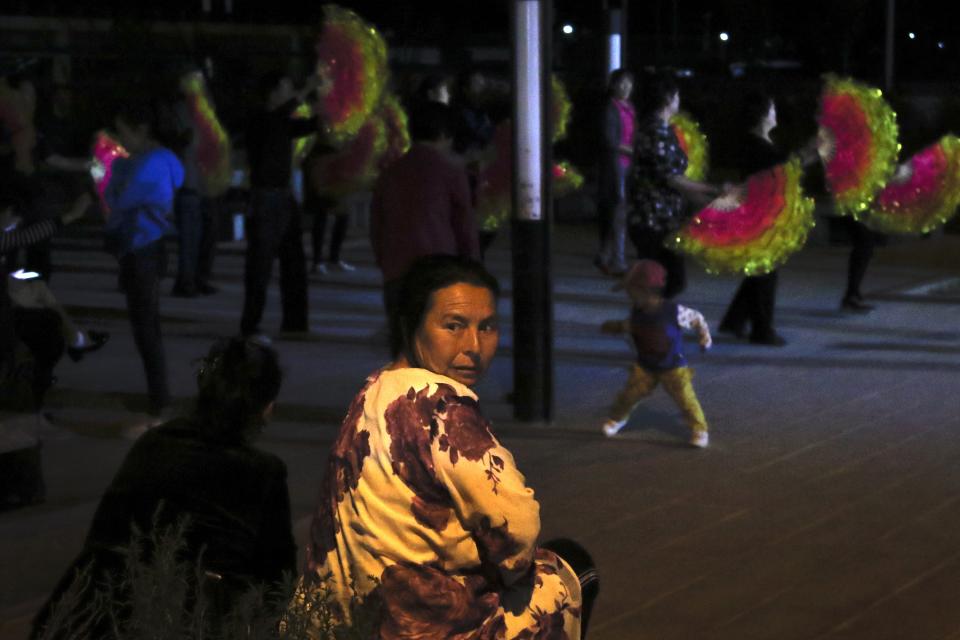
908, 32, 916, 40
719, 32, 730, 42
938, 41, 945, 49
608, 34, 622, 72
562, 24, 574, 35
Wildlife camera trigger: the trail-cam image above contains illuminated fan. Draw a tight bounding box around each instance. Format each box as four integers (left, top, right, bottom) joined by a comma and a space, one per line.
817, 74, 899, 217
91, 131, 129, 218
180, 72, 231, 197
314, 4, 388, 145
670, 111, 709, 181
865, 135, 960, 234
673, 157, 815, 276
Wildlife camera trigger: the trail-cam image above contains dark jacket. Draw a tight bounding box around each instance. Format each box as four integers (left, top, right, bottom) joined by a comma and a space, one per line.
31, 418, 297, 638
737, 133, 788, 179
246, 98, 318, 189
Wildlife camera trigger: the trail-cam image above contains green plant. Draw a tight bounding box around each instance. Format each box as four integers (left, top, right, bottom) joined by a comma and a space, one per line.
35, 513, 379, 640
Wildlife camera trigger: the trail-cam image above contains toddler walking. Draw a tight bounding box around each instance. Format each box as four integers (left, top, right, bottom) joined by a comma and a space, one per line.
601, 259, 712, 447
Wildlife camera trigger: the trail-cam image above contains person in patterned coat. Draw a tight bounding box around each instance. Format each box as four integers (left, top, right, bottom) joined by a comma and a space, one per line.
302, 255, 597, 639
600, 259, 713, 447
628, 73, 719, 299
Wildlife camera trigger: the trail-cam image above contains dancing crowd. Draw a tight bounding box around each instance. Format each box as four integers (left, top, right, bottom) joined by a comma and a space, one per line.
1, 32, 945, 636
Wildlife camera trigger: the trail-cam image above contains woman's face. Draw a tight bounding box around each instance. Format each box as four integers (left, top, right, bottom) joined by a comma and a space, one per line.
665, 91, 680, 117
763, 101, 777, 131
615, 77, 633, 100
429, 84, 451, 105
413, 283, 499, 387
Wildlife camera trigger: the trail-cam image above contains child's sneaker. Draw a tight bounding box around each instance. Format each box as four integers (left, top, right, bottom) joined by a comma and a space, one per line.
690, 431, 709, 448
602, 417, 628, 437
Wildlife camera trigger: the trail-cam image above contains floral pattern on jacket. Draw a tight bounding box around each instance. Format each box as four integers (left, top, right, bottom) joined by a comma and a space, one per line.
630, 116, 689, 234
303, 368, 581, 639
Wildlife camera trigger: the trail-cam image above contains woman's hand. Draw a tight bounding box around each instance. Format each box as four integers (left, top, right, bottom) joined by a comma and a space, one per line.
798, 136, 820, 166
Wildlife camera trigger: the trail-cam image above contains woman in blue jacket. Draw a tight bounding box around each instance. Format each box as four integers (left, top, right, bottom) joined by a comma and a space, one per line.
105, 100, 184, 416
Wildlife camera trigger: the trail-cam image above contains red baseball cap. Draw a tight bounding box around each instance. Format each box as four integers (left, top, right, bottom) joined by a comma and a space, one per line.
612, 259, 667, 291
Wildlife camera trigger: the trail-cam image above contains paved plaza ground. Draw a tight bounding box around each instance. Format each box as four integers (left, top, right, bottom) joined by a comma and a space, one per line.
1, 219, 959, 639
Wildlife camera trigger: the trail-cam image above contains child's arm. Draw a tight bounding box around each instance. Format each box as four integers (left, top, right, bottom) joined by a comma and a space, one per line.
677, 305, 712, 351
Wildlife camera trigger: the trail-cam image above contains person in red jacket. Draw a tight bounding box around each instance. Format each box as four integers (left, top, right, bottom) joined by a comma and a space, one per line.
369, 101, 479, 357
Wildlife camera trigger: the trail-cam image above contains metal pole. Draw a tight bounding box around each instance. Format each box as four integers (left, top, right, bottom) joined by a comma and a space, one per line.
607, 8, 623, 74
511, 0, 553, 422
884, 0, 895, 92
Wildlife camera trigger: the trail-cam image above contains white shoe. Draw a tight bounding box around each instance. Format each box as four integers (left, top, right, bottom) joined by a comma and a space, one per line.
328, 260, 355, 272
690, 431, 709, 448
602, 418, 628, 437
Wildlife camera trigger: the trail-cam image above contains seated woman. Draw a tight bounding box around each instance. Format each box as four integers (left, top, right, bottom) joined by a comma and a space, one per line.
302, 255, 598, 638
1, 192, 99, 412
31, 336, 296, 638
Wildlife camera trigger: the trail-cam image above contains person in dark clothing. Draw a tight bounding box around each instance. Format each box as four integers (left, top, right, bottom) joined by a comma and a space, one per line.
305, 191, 354, 275
0, 192, 90, 410
718, 91, 820, 345
451, 70, 495, 257
629, 74, 719, 299
301, 135, 354, 277
718, 93, 789, 346
26, 84, 94, 282
30, 336, 297, 639
840, 218, 878, 312
240, 71, 320, 337
169, 69, 227, 297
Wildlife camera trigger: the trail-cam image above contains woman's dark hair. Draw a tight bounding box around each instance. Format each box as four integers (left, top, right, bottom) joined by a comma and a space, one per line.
606, 68, 633, 98
409, 101, 455, 142
638, 72, 679, 118
740, 89, 775, 132
397, 255, 500, 361
114, 99, 157, 131
193, 337, 283, 443
454, 68, 484, 104
258, 70, 288, 100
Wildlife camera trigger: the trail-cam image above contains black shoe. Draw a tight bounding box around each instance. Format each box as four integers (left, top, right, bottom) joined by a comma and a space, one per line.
749, 332, 787, 347
171, 284, 199, 298
841, 296, 874, 313
592, 255, 611, 276
717, 322, 746, 339
67, 331, 110, 362
197, 282, 219, 295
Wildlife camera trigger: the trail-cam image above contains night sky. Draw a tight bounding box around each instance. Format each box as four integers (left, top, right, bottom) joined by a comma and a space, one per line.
3, 1, 958, 84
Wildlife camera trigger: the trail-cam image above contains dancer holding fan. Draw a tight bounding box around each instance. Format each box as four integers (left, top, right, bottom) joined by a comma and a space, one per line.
815, 75, 899, 313
629, 73, 720, 299
718, 90, 817, 346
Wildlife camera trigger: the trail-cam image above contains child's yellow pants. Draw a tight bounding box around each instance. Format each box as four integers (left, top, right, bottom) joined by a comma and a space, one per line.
609, 365, 708, 434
